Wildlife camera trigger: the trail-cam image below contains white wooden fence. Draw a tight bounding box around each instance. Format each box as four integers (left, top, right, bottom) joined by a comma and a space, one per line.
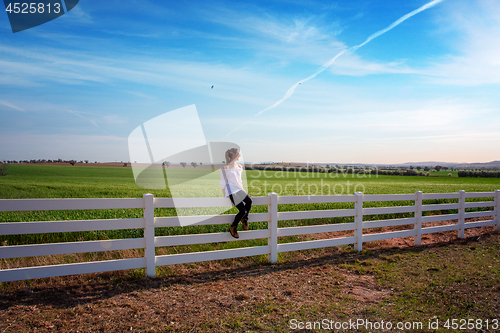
0, 190, 499, 282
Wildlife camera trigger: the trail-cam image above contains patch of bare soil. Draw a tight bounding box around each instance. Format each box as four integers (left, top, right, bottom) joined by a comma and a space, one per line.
344, 273, 390, 303
0, 218, 497, 332
304, 217, 495, 249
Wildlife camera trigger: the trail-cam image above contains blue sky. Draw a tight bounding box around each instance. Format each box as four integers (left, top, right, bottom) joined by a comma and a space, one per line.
0, 0, 499, 164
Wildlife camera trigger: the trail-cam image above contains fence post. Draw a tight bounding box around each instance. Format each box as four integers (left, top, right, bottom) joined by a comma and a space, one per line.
354, 192, 363, 252
458, 190, 466, 239
144, 193, 156, 277
495, 190, 499, 231
414, 191, 423, 246
268, 192, 278, 263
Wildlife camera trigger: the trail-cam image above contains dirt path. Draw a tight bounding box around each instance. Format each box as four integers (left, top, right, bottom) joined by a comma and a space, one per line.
0, 220, 497, 332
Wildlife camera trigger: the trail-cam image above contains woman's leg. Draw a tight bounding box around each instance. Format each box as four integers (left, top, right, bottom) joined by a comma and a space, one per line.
231, 201, 247, 227
238, 195, 252, 231
241, 195, 252, 219
229, 192, 252, 229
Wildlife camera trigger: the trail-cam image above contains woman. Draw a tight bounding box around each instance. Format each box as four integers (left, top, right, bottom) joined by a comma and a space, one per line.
220, 148, 252, 238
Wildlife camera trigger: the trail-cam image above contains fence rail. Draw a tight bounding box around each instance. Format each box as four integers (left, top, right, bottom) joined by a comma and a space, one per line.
0, 190, 499, 282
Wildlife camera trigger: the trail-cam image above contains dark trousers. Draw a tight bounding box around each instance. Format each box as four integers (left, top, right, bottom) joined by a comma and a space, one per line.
228, 191, 252, 227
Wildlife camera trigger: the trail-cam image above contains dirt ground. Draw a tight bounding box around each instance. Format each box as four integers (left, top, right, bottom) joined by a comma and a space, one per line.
0, 218, 497, 332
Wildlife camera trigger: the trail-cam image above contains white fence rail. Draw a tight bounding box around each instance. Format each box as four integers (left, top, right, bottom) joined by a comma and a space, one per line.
1, 190, 499, 282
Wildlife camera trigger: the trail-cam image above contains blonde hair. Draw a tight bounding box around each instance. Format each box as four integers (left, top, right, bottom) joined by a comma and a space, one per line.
225, 148, 239, 164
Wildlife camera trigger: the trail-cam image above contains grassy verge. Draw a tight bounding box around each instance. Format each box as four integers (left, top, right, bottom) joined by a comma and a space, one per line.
340, 233, 500, 332
202, 230, 500, 332
1, 230, 498, 332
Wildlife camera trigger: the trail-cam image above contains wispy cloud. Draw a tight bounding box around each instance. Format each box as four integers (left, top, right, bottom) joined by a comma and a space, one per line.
223, 0, 446, 139
103, 30, 163, 38
1, 0, 498, 164
199, 5, 346, 64
65, 110, 99, 128
0, 43, 294, 111
0, 100, 25, 112
328, 56, 417, 76
423, 0, 500, 85
66, 6, 93, 25
239, 99, 490, 133
210, 12, 335, 44
257, 0, 446, 113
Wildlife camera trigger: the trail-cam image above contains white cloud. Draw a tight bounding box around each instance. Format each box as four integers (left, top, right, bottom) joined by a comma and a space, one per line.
199, 6, 362, 68
328, 55, 416, 76
0, 44, 287, 108
424, 0, 500, 85
0, 100, 25, 112
66, 6, 93, 25
204, 6, 338, 43
200, 4, 447, 79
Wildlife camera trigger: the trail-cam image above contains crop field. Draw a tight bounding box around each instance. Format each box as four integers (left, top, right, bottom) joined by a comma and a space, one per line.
0, 164, 498, 248
428, 170, 458, 176
1, 165, 499, 332
1, 164, 498, 198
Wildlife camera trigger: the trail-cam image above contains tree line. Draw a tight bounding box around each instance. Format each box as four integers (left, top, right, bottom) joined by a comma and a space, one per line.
457, 170, 500, 178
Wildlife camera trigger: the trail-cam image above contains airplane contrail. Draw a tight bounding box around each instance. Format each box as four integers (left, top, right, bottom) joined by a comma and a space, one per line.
223, 0, 445, 140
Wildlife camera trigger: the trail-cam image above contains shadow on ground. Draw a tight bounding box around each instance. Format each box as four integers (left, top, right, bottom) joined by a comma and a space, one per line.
0, 232, 492, 311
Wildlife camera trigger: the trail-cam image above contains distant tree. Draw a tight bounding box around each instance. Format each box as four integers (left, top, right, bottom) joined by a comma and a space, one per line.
416, 166, 421, 171
424, 166, 430, 172
69, 160, 76, 166
180, 162, 187, 168
409, 166, 414, 170
405, 169, 418, 176
191, 162, 197, 168
435, 165, 442, 172
200, 162, 203, 166
0, 163, 8, 176
123, 163, 128, 167
85, 160, 89, 164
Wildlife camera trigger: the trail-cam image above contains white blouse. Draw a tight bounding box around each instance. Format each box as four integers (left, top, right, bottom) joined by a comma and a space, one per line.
220, 166, 245, 197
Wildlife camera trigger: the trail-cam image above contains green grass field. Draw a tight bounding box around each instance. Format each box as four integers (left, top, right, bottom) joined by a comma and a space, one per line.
1, 165, 499, 331
0, 164, 498, 248
1, 164, 499, 199
428, 169, 458, 176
